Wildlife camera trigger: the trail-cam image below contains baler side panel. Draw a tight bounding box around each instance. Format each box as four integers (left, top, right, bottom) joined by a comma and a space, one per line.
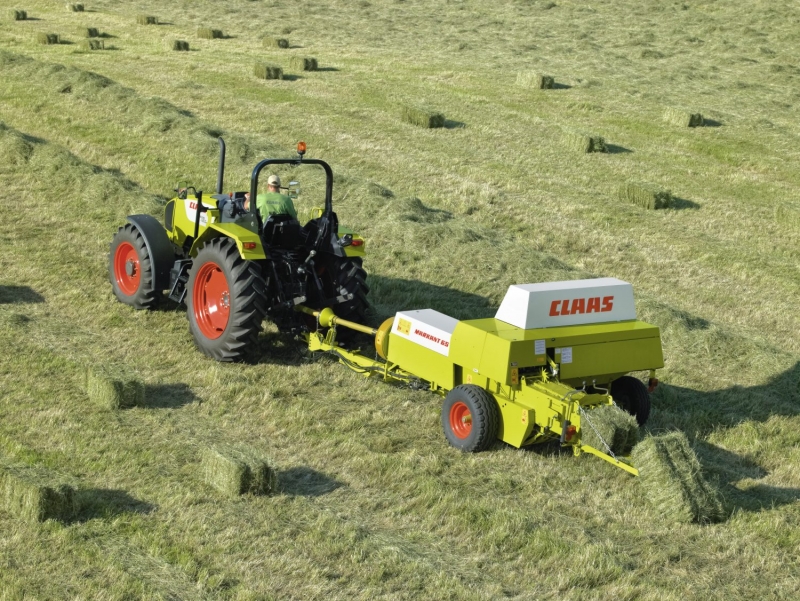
386, 334, 455, 390
558, 333, 664, 383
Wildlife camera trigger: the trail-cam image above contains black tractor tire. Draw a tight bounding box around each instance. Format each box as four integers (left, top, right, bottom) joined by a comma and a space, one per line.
186, 237, 267, 362
611, 375, 651, 426
441, 385, 500, 452
109, 223, 161, 309
329, 256, 369, 323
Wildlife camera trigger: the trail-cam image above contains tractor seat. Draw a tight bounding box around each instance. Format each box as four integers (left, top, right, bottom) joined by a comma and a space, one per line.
262, 214, 303, 249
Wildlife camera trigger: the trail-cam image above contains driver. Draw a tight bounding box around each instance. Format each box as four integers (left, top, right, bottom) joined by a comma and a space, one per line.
245, 174, 298, 221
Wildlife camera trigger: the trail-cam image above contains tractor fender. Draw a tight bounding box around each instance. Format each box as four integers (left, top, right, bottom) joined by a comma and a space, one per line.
191, 222, 267, 261
126, 214, 175, 291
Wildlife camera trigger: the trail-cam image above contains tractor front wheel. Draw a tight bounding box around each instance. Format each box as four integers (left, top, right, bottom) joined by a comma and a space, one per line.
186, 237, 267, 361
109, 224, 161, 309
441, 385, 499, 452
611, 375, 651, 426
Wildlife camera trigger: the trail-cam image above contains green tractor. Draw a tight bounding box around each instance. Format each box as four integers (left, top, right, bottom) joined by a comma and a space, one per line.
108, 140, 368, 361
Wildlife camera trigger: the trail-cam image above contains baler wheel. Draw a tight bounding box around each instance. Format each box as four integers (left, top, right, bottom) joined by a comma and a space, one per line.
109, 224, 160, 309
186, 237, 267, 362
441, 385, 499, 452
611, 375, 651, 426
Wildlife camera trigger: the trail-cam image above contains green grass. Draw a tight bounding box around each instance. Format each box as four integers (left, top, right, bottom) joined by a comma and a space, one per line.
1, 0, 800, 598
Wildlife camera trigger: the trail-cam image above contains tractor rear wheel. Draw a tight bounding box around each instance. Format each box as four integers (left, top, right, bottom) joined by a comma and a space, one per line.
186, 237, 267, 362
109, 224, 161, 309
441, 385, 499, 452
329, 257, 369, 323
611, 376, 651, 426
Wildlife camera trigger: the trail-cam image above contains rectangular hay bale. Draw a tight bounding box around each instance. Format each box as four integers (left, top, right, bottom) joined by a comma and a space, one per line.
86, 365, 144, 409
619, 182, 672, 210
36, 33, 60, 45
516, 71, 554, 89
80, 27, 99, 38
11, 9, 27, 20
197, 27, 223, 39
664, 107, 704, 127
289, 56, 318, 71
201, 444, 277, 497
263, 36, 289, 49
253, 63, 283, 80
67, 3, 84, 11
632, 432, 725, 524
562, 129, 606, 153
401, 105, 445, 128
136, 14, 157, 25
81, 39, 103, 50
0, 462, 77, 523
170, 40, 190, 51
579, 404, 639, 456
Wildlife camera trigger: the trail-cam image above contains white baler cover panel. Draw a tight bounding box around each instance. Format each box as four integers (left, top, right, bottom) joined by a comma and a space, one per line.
494, 278, 636, 329
392, 309, 459, 357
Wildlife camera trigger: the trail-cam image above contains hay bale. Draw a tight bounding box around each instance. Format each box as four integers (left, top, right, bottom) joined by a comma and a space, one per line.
633, 432, 725, 523
289, 56, 318, 71
580, 404, 639, 455
201, 444, 277, 497
562, 129, 607, 153
11, 9, 27, 20
664, 107, 704, 127
263, 36, 289, 49
618, 182, 672, 210
136, 14, 157, 25
81, 39, 103, 50
197, 27, 223, 39
35, 33, 60, 45
0, 462, 77, 523
80, 27, 99, 38
170, 40, 190, 51
67, 3, 84, 11
253, 63, 284, 80
516, 71, 554, 89
401, 106, 445, 129
86, 365, 144, 409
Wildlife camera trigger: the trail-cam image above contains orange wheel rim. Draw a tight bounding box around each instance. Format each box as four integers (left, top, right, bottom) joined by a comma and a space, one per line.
193, 262, 230, 339
449, 401, 473, 439
114, 241, 140, 296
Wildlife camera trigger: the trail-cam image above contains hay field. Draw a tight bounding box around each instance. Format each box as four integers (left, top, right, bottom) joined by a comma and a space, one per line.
1, 0, 799, 598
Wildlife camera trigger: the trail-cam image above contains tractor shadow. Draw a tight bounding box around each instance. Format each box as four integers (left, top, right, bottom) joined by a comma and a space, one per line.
73, 488, 156, 522
0, 285, 45, 304
277, 466, 344, 497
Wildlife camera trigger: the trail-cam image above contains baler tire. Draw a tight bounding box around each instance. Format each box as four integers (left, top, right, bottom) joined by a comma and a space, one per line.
441, 385, 499, 452
611, 376, 651, 426
109, 223, 161, 310
186, 237, 267, 362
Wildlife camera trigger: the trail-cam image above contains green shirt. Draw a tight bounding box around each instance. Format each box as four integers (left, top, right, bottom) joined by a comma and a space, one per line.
256, 192, 297, 221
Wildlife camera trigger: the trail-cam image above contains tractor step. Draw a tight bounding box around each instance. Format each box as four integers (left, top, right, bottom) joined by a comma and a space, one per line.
168, 259, 193, 304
